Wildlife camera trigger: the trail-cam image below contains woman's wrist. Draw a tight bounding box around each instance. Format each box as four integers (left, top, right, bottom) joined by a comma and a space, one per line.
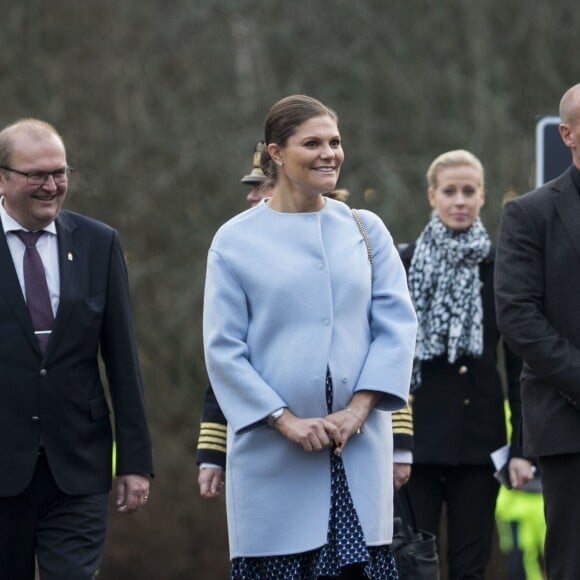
344, 407, 364, 434
267, 408, 285, 426
347, 390, 381, 417
272, 408, 294, 434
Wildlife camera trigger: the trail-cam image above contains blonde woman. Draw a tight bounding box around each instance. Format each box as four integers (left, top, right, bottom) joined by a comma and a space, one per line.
401, 150, 534, 579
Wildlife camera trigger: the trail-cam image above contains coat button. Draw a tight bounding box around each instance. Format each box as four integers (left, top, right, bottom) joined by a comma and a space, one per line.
341, 377, 348, 383
39, 368, 47, 376
31, 416, 40, 422
464, 399, 471, 406
458, 365, 468, 375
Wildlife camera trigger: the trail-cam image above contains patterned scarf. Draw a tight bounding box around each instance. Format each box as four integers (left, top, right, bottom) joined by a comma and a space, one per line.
408, 215, 491, 390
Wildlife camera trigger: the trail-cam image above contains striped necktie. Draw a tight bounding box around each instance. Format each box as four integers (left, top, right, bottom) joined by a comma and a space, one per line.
14, 230, 54, 352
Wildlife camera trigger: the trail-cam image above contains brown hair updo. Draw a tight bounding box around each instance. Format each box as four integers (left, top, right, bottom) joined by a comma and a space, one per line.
260, 95, 338, 185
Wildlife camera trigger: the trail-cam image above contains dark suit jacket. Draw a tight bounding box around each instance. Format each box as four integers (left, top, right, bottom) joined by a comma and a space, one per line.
0, 209, 153, 496
400, 243, 523, 465
495, 166, 580, 458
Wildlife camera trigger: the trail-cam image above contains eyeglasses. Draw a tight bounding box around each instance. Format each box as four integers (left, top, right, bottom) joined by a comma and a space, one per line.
0, 165, 73, 186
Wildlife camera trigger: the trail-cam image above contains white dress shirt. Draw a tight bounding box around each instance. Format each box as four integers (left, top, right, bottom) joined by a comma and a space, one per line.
0, 198, 60, 316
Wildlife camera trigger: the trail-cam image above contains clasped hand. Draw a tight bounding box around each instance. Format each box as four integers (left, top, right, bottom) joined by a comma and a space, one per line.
273, 408, 363, 455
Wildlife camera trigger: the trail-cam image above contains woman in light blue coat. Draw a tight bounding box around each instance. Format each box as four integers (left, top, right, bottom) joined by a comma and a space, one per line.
203, 95, 417, 580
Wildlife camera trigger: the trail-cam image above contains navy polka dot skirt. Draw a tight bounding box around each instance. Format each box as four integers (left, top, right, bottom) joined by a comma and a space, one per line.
231, 372, 398, 579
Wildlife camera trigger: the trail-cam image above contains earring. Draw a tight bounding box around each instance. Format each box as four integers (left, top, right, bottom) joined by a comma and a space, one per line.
275, 160, 283, 166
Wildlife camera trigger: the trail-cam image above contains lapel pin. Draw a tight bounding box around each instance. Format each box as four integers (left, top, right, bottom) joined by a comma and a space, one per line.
67, 252, 74, 261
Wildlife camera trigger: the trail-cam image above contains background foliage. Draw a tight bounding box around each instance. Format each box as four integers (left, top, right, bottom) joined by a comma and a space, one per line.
0, 1, 576, 577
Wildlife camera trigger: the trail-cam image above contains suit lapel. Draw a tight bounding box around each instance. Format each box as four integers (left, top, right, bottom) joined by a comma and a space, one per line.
552, 168, 580, 261
43, 212, 79, 360
0, 231, 39, 351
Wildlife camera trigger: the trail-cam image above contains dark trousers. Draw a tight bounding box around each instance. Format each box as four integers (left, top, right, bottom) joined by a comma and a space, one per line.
0, 453, 108, 580
406, 464, 499, 580
538, 452, 580, 580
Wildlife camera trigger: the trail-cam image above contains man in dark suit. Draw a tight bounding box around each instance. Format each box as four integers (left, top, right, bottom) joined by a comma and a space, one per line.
495, 83, 580, 580
0, 119, 153, 579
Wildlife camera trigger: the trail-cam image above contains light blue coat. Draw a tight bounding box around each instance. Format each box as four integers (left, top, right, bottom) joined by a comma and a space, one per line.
203, 197, 417, 558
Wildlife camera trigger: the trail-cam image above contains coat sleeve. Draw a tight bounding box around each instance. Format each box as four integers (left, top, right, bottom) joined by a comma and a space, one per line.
100, 231, 154, 477
196, 383, 227, 467
354, 211, 417, 411
502, 339, 525, 458
392, 403, 413, 452
203, 249, 287, 434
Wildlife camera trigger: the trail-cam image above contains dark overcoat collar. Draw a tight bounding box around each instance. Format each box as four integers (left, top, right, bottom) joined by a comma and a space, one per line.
551, 166, 580, 261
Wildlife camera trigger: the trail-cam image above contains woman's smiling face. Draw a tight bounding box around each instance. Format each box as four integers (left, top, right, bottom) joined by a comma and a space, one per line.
275, 114, 344, 196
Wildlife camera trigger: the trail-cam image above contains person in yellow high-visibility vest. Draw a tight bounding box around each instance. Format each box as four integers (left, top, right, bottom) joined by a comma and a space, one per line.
495, 402, 545, 580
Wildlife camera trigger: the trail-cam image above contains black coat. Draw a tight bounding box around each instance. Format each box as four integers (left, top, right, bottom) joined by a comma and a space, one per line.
399, 243, 523, 465
495, 167, 580, 458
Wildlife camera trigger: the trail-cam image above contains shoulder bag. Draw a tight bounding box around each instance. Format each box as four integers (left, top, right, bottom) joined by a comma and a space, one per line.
392, 487, 440, 579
